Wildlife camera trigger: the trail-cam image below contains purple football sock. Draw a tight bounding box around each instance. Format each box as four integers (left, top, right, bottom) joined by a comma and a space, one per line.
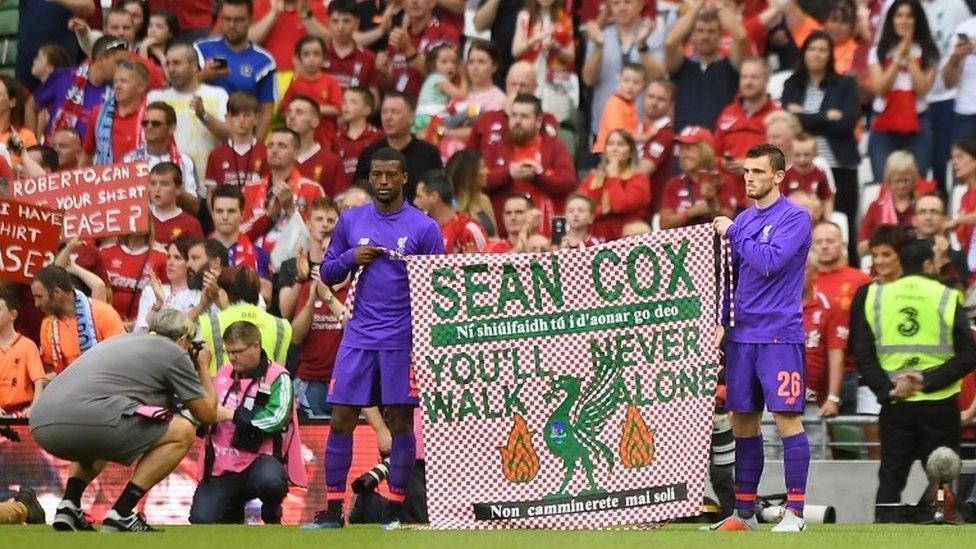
733, 435, 764, 516
388, 433, 416, 502
782, 431, 810, 515
325, 432, 353, 499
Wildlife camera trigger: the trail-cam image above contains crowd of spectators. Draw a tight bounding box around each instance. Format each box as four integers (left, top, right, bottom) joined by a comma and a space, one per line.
2, 0, 976, 474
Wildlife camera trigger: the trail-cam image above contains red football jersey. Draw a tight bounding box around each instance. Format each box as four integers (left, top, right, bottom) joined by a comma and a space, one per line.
441, 214, 489, 254
205, 141, 270, 190
781, 165, 833, 202
803, 290, 848, 404
296, 144, 345, 198
294, 282, 349, 382
282, 74, 344, 151
333, 124, 384, 192
386, 16, 460, 100
638, 117, 675, 214
660, 174, 741, 226
813, 266, 870, 373
151, 208, 204, 246
324, 42, 379, 90
101, 244, 167, 320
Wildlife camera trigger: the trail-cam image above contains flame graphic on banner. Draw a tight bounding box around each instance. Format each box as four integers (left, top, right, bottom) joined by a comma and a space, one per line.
499, 414, 541, 483
619, 405, 655, 469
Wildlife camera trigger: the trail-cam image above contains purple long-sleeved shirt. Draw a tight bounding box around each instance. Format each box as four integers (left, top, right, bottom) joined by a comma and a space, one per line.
725, 196, 811, 344
320, 202, 444, 350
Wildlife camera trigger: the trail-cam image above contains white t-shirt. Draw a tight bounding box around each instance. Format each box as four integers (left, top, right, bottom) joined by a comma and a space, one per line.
134, 285, 202, 333
123, 150, 198, 198
949, 18, 976, 115
147, 85, 228, 187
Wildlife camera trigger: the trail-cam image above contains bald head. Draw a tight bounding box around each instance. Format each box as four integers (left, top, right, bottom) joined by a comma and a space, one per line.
505, 61, 538, 97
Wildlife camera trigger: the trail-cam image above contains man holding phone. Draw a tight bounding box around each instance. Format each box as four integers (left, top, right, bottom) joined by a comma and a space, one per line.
195, 0, 277, 138
481, 94, 577, 239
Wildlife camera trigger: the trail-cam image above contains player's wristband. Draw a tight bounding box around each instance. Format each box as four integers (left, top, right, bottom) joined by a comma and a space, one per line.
826, 394, 841, 405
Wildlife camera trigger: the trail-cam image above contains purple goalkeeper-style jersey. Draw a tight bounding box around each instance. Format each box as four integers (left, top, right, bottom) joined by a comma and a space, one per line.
725, 195, 811, 344
320, 202, 444, 350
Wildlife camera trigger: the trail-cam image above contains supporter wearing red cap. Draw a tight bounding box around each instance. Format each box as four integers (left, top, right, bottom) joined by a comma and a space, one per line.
659, 126, 740, 229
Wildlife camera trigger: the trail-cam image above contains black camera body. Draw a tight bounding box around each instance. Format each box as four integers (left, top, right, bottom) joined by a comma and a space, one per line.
230, 386, 271, 453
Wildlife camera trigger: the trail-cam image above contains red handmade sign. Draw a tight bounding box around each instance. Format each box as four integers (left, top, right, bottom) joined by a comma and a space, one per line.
0, 198, 64, 284
11, 162, 150, 240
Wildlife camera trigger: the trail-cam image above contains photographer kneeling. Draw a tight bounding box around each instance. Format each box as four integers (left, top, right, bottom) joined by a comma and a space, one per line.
29, 309, 217, 532
189, 321, 306, 524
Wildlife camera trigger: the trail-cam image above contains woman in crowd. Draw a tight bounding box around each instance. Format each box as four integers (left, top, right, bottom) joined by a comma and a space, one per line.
133, 236, 203, 333
100, 229, 168, 328
138, 10, 179, 68
512, 0, 577, 123
857, 151, 925, 256
0, 75, 38, 164
946, 140, 976, 257
576, 129, 650, 241
658, 127, 739, 230
120, 0, 150, 43
866, 0, 939, 183
446, 149, 497, 237
437, 40, 507, 160
782, 31, 861, 261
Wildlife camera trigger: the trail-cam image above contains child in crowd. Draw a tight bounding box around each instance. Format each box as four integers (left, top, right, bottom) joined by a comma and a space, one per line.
593, 62, 646, 154
0, 292, 45, 418
561, 194, 603, 248
149, 162, 204, 246
30, 45, 70, 86
621, 220, 652, 237
282, 36, 344, 151
414, 44, 472, 141
512, 0, 577, 122
204, 93, 269, 195
334, 87, 383, 194
781, 133, 834, 218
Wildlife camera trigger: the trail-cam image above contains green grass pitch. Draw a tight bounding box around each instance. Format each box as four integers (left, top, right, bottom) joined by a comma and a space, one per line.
3, 524, 975, 549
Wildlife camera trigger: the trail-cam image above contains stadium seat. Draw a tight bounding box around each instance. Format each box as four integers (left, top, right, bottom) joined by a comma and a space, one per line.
859, 183, 880, 223
829, 211, 849, 244
0, 0, 17, 77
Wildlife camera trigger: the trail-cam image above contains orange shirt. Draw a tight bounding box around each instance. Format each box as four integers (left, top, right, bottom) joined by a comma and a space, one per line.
792, 16, 857, 74
39, 299, 126, 373
593, 94, 639, 153
0, 333, 46, 413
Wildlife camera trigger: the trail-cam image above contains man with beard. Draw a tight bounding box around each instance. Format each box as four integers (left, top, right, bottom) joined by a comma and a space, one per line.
711, 144, 812, 532
303, 147, 443, 530
354, 93, 441, 202
195, 0, 277, 138
465, 61, 559, 152
481, 94, 576, 237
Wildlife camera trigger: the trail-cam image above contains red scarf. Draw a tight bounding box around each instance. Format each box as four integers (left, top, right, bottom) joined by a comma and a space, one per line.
51, 63, 93, 137
233, 233, 258, 270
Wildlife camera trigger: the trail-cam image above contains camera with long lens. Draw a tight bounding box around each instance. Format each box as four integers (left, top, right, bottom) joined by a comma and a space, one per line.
352, 456, 391, 493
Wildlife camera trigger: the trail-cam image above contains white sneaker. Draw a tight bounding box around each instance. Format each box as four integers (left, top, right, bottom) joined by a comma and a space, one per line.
771, 508, 806, 532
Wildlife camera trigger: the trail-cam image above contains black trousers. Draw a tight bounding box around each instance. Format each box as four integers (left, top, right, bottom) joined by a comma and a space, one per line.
830, 167, 859, 266
189, 455, 288, 524
876, 397, 960, 507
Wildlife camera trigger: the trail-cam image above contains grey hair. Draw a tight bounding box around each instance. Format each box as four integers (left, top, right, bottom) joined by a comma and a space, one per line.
148, 309, 197, 341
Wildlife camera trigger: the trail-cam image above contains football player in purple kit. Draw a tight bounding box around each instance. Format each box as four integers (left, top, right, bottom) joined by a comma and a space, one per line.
709, 144, 812, 533
302, 147, 444, 530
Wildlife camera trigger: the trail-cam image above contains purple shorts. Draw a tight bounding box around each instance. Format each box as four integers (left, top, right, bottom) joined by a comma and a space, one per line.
327, 345, 418, 407
725, 341, 805, 413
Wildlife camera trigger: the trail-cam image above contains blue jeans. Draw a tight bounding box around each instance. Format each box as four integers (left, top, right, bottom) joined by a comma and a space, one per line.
928, 99, 955, 192
868, 111, 932, 183
295, 378, 332, 417
954, 112, 976, 145
189, 455, 288, 524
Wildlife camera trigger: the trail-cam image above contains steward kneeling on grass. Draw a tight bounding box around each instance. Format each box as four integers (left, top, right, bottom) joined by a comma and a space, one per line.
190, 321, 306, 524
28, 309, 218, 532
